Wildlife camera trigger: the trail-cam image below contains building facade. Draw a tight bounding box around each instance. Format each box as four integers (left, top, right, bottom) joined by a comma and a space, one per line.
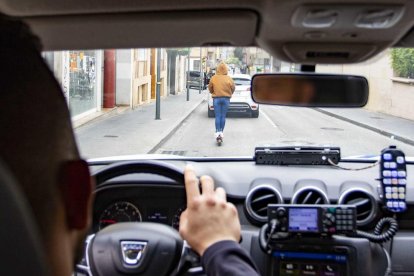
43, 48, 205, 124
317, 50, 414, 121
116, 48, 168, 108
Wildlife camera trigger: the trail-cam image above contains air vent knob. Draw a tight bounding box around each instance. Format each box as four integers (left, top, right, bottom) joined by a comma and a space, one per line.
276, 207, 286, 217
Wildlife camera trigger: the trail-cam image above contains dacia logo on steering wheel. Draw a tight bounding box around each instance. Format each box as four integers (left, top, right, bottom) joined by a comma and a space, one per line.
120, 241, 147, 266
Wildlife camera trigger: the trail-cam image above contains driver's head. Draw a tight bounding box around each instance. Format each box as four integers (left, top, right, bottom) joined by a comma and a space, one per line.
0, 16, 93, 276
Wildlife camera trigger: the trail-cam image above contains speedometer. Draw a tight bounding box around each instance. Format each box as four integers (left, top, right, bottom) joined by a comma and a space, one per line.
99, 201, 142, 230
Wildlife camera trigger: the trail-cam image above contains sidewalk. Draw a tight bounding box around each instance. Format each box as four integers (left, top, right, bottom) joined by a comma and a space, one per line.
75, 90, 207, 159
73, 106, 130, 129
316, 108, 414, 146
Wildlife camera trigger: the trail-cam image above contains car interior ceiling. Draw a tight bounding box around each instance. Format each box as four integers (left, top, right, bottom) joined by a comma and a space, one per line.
1, 0, 414, 63
1, 0, 414, 276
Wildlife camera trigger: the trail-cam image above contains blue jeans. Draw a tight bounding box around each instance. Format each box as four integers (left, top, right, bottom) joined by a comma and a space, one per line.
213, 97, 230, 132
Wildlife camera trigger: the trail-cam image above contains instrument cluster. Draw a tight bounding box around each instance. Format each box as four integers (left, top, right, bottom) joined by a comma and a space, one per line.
93, 185, 186, 232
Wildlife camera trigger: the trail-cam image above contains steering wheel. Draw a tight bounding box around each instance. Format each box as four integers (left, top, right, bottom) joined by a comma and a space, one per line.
81, 160, 192, 276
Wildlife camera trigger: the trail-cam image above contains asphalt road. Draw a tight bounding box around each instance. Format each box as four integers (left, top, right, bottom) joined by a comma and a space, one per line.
155, 102, 414, 158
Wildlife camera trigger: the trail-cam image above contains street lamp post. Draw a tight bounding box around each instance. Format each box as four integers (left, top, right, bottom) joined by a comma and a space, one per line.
155, 48, 161, 120
199, 47, 202, 94
187, 50, 190, 101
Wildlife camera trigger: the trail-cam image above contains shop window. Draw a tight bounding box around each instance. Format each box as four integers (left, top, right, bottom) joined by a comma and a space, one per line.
68, 50, 98, 116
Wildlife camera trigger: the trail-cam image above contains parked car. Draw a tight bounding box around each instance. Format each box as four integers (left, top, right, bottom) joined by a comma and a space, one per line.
208, 74, 259, 118
186, 70, 206, 89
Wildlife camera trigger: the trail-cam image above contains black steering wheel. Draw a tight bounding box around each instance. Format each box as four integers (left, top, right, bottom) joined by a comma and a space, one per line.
94, 160, 185, 185
82, 160, 192, 276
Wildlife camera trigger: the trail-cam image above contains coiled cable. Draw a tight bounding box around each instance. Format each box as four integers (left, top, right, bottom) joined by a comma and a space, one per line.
354, 217, 398, 243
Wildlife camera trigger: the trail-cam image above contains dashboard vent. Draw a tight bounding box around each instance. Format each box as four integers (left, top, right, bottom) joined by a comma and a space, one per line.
338, 189, 377, 226
291, 187, 329, 204
245, 185, 283, 223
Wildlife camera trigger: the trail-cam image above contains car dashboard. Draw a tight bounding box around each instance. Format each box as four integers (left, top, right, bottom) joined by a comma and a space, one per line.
89, 158, 414, 276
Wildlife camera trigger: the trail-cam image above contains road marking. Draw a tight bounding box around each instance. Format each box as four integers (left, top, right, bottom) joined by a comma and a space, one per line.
260, 110, 278, 128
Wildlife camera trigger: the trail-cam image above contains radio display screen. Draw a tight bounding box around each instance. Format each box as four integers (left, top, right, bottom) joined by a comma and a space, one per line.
288, 208, 319, 232
273, 251, 347, 276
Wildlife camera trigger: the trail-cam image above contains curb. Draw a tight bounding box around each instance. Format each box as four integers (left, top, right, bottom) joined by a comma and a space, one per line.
315, 108, 414, 147
147, 98, 206, 154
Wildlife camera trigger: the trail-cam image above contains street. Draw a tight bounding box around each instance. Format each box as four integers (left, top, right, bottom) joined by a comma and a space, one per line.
154, 102, 414, 158
75, 90, 414, 159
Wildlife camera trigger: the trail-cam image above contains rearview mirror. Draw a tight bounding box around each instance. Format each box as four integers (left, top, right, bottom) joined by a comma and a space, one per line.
251, 74, 369, 107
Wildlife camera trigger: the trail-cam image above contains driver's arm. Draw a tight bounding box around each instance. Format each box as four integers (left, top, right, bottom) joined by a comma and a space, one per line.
201, 240, 260, 276
179, 165, 260, 276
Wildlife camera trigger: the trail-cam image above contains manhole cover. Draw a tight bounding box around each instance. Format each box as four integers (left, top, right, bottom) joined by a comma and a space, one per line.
370, 116, 384, 120
103, 135, 119, 138
320, 127, 344, 131
161, 150, 186, 156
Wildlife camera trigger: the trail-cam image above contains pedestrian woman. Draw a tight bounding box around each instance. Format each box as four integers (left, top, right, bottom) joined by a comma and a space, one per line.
208, 62, 235, 144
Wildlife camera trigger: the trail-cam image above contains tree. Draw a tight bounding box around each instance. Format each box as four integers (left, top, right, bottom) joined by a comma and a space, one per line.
225, 56, 241, 66
177, 48, 190, 56
391, 48, 414, 78
234, 47, 244, 61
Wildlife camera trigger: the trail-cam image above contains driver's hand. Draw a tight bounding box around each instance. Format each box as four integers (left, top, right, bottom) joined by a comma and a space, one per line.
179, 165, 241, 256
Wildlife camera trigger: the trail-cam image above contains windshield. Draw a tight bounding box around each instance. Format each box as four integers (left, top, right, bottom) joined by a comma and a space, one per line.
42, 47, 414, 159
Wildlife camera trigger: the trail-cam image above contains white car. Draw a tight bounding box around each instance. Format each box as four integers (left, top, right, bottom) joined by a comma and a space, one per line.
208, 73, 259, 118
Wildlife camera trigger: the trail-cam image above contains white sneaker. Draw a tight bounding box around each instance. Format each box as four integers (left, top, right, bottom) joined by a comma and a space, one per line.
219, 132, 224, 138
215, 132, 220, 138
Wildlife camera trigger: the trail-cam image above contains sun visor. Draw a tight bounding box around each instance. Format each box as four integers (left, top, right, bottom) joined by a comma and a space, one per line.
22, 10, 258, 51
